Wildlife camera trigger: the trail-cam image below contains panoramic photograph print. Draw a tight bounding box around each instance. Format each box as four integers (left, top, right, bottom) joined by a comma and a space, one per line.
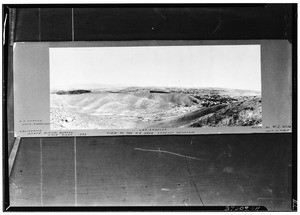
50, 45, 262, 130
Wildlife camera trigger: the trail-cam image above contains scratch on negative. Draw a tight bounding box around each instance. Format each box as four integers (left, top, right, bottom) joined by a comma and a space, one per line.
134, 148, 202, 160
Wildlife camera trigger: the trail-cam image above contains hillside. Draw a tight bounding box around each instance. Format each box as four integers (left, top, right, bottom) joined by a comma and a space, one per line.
50, 88, 261, 130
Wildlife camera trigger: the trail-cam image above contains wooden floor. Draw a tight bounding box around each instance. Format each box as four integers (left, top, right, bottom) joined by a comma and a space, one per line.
9, 134, 292, 210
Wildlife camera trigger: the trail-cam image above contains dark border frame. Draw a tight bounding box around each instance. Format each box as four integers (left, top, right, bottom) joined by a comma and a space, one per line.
2, 3, 297, 212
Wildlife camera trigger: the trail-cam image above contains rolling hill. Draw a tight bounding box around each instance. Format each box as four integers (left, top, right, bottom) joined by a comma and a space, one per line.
50, 88, 261, 130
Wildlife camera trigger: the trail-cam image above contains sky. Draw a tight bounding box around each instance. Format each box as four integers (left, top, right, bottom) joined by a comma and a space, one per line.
50, 45, 261, 91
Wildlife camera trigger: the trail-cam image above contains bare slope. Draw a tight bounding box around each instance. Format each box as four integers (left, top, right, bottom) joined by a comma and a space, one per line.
51, 92, 198, 115
50, 90, 262, 129
151, 97, 262, 128
152, 104, 228, 128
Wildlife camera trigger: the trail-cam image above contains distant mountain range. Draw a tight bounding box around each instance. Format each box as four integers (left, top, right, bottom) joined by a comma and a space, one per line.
51, 87, 261, 99
51, 83, 261, 94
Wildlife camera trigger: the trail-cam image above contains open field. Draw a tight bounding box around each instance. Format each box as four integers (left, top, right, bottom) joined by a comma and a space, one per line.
50, 87, 262, 130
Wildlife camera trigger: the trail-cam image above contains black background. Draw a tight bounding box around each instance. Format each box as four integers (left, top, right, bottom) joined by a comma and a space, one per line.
2, 4, 297, 212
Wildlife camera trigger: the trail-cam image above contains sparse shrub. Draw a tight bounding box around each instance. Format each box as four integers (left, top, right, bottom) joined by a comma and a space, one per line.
189, 98, 262, 127
233, 114, 239, 121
